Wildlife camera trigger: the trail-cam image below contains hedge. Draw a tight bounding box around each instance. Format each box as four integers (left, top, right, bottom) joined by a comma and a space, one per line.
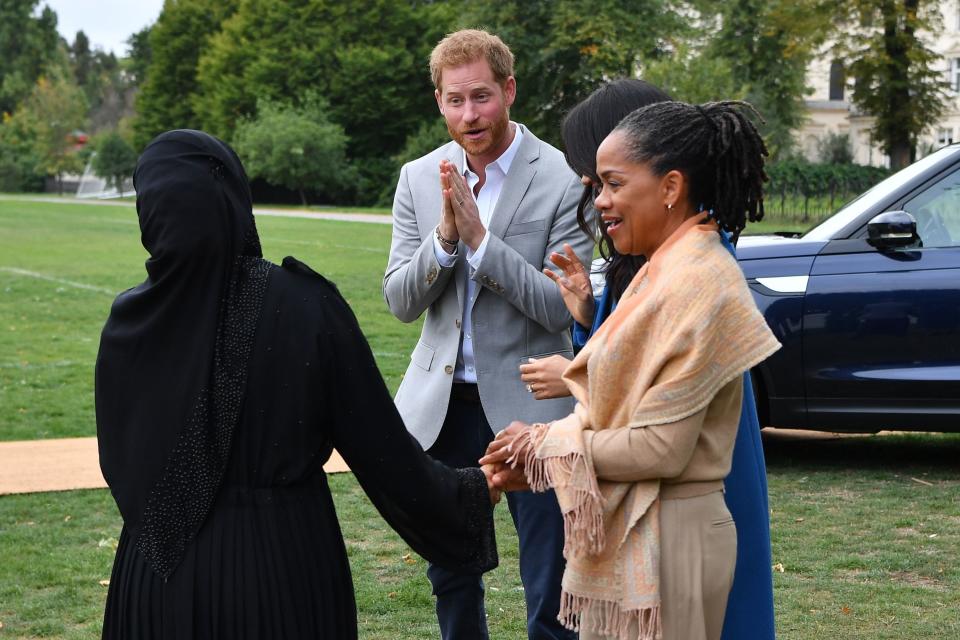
765, 159, 890, 220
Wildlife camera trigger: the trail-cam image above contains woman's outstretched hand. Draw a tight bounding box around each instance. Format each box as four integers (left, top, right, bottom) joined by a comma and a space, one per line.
479, 422, 533, 492
543, 243, 595, 327
519, 354, 572, 400
480, 464, 503, 505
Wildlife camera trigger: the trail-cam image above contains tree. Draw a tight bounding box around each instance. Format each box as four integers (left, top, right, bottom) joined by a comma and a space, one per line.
191, 0, 455, 203
92, 131, 137, 196
18, 68, 88, 193
705, 0, 834, 158
838, 0, 948, 169
378, 118, 451, 204
817, 132, 854, 164
232, 96, 348, 205
69, 30, 121, 105
643, 43, 749, 104
194, 0, 451, 156
68, 30, 131, 134
0, 0, 63, 114
133, 0, 239, 148
125, 26, 153, 86
0, 110, 44, 191
464, 0, 686, 148
70, 30, 93, 88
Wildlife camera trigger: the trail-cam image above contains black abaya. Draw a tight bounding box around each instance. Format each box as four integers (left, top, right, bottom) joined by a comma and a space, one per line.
97, 132, 495, 639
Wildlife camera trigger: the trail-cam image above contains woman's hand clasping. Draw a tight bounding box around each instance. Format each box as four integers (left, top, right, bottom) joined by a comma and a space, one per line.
480, 464, 503, 505
479, 422, 533, 492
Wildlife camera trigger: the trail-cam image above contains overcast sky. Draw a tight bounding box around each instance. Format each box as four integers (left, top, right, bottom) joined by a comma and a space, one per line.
41, 0, 165, 57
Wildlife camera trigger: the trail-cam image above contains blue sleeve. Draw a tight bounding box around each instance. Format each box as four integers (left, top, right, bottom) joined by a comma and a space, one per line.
571, 285, 616, 353
572, 318, 592, 351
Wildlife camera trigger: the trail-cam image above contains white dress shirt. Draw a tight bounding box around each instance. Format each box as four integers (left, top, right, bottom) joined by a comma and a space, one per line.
432, 123, 524, 383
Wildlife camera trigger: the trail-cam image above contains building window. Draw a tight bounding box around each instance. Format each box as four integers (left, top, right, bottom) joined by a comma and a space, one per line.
828, 60, 845, 101
951, 59, 960, 92
938, 128, 954, 147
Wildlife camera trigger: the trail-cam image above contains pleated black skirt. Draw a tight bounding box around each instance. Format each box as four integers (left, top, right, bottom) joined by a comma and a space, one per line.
102, 476, 358, 639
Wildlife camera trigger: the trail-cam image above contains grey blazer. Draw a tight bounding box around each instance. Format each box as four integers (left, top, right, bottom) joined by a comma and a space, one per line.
383, 125, 595, 449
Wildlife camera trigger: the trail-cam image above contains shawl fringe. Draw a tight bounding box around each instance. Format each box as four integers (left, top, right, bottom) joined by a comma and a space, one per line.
560, 591, 662, 640
508, 424, 605, 557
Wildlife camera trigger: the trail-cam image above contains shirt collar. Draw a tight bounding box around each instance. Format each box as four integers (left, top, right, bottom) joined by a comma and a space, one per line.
462, 122, 524, 178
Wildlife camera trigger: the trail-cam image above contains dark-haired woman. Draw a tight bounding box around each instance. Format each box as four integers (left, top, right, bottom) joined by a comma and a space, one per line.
519, 80, 662, 399
483, 102, 780, 640
96, 130, 497, 639
520, 80, 777, 640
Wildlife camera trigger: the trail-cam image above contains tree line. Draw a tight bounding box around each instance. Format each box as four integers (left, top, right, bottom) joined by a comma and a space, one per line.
0, 0, 950, 204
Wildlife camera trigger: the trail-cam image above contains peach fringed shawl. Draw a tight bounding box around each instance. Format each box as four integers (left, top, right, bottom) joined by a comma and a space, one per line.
512, 216, 781, 640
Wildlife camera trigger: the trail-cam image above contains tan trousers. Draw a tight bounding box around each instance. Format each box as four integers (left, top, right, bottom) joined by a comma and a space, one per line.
579, 490, 737, 640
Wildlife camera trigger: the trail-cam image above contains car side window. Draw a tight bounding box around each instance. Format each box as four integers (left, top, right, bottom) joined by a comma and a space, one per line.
903, 168, 960, 248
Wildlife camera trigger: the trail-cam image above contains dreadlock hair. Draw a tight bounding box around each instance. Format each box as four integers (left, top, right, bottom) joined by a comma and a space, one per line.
612, 100, 768, 242
561, 79, 671, 301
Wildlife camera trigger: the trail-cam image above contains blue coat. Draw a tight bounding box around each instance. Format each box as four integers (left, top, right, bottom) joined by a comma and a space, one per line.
573, 233, 776, 640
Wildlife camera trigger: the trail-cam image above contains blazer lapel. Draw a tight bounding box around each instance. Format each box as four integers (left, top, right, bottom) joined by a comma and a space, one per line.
487, 128, 539, 241
466, 128, 540, 314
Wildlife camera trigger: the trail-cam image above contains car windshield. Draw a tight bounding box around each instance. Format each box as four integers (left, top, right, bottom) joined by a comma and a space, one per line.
803, 146, 960, 241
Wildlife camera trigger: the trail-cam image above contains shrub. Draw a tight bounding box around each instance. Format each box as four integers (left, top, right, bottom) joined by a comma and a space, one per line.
766, 158, 889, 220
233, 94, 349, 206
817, 132, 854, 165
92, 131, 137, 197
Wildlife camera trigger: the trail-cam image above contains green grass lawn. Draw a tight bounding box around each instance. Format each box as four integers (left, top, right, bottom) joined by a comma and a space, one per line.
0, 198, 418, 441
1, 199, 958, 638
0, 479, 527, 639
0, 198, 806, 442
2, 435, 957, 639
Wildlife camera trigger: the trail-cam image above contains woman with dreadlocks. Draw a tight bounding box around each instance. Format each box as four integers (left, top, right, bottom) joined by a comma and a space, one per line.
519, 80, 778, 640
482, 101, 780, 640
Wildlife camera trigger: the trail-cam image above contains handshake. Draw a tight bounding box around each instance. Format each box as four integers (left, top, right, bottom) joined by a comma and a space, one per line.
478, 421, 537, 505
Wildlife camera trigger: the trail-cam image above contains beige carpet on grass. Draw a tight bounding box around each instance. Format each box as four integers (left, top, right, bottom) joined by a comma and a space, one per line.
0, 437, 350, 496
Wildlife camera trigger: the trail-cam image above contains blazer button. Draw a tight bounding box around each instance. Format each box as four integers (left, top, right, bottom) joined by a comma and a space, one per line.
444, 365, 454, 374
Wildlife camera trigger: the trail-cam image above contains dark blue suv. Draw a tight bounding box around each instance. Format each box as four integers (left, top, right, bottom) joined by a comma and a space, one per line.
738, 144, 960, 433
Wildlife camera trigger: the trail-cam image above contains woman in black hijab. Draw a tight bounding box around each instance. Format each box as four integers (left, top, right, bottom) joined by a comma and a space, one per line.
96, 130, 497, 639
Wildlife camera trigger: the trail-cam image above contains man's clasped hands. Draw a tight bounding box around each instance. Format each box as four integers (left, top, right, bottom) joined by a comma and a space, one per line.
437, 160, 566, 505
437, 161, 538, 504
437, 159, 486, 253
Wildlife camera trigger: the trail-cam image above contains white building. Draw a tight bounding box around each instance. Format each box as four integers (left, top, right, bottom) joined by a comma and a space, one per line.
799, 0, 960, 166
